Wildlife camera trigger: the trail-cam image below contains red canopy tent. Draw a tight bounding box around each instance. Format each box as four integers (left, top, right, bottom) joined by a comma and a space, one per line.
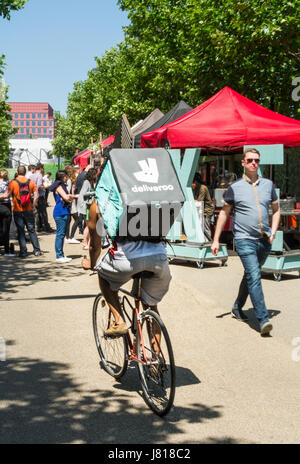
74, 148, 91, 169
101, 135, 115, 147
141, 87, 300, 150
74, 135, 115, 169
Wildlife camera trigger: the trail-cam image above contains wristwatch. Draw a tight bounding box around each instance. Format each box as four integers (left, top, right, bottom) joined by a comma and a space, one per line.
270, 233, 276, 238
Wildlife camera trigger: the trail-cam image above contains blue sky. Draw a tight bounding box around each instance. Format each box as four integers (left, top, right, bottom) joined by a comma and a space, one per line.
0, 0, 129, 115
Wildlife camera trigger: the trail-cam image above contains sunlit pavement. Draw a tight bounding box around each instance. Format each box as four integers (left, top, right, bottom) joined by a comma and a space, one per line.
0, 203, 300, 444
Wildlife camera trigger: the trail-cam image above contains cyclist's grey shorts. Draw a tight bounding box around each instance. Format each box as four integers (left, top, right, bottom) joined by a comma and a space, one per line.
96, 252, 172, 306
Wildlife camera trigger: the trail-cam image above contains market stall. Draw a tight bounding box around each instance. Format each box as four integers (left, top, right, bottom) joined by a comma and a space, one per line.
134, 100, 192, 148
74, 135, 115, 170
74, 148, 91, 170
140, 87, 300, 271
132, 108, 164, 140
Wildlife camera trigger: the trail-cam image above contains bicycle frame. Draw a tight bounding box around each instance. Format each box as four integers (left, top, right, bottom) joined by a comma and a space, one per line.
119, 287, 160, 366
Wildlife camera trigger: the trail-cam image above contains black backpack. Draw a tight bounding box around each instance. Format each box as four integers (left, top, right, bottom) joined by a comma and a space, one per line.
16, 179, 31, 207
95, 148, 185, 242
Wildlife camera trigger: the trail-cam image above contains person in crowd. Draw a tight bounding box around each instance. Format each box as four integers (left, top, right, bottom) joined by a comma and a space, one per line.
8, 165, 41, 258
75, 164, 92, 234
64, 165, 80, 244
43, 172, 52, 206
211, 148, 281, 336
34, 163, 53, 233
77, 168, 98, 250
0, 169, 15, 256
192, 172, 215, 241
26, 164, 36, 181
49, 170, 78, 263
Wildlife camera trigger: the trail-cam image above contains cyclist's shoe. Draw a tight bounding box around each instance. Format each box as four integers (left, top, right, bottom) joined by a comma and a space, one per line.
104, 322, 128, 337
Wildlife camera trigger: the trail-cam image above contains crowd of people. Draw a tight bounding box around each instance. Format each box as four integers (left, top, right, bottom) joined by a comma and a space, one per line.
0, 162, 96, 264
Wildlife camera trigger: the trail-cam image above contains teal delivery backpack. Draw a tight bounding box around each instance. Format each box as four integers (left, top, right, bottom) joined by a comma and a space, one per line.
95, 148, 185, 241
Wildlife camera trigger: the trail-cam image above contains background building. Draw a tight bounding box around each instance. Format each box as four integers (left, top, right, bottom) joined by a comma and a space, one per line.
7, 102, 55, 139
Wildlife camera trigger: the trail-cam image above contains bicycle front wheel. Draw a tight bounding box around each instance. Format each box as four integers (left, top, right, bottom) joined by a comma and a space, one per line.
92, 293, 128, 379
137, 309, 176, 416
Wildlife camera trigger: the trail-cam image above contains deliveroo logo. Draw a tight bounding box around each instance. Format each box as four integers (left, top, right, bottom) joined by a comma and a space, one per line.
133, 158, 159, 184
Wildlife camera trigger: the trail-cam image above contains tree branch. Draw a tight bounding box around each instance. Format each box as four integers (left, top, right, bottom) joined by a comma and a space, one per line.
288, 50, 300, 65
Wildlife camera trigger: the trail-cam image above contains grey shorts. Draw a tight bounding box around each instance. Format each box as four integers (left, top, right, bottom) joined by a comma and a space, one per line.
96, 252, 172, 306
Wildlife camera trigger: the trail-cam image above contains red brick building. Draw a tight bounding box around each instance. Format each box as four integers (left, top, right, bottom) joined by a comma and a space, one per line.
8, 102, 55, 139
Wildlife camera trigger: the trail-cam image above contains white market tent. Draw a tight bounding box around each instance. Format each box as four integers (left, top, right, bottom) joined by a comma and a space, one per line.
9, 138, 63, 168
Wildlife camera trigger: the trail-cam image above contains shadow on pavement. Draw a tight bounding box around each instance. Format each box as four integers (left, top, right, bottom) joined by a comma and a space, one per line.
216, 308, 281, 335
262, 273, 300, 282
2, 294, 96, 301
0, 353, 226, 444
0, 257, 84, 297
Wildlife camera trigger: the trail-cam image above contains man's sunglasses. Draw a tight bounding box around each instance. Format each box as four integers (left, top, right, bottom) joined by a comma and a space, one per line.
245, 158, 260, 164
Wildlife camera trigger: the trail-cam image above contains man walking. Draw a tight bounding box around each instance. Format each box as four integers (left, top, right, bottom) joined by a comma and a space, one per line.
8, 165, 41, 257
211, 148, 281, 335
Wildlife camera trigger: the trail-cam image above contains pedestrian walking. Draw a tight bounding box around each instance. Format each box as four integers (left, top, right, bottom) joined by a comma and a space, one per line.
49, 170, 78, 263
34, 163, 53, 232
77, 168, 97, 250
43, 172, 52, 206
0, 169, 15, 256
26, 164, 36, 181
75, 164, 92, 234
64, 165, 80, 244
211, 148, 281, 335
8, 165, 41, 258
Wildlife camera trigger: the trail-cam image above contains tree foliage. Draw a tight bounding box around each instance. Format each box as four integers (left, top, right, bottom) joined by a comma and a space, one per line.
0, 81, 17, 165
54, 0, 300, 160
0, 0, 27, 19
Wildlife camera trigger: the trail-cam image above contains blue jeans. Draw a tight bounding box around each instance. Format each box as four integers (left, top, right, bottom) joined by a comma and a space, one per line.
234, 238, 271, 327
54, 214, 69, 258
13, 211, 40, 254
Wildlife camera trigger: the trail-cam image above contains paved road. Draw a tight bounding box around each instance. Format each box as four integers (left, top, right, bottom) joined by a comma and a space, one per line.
1, 210, 300, 444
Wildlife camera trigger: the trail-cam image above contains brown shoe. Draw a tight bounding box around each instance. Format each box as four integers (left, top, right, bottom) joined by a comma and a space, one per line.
104, 322, 128, 337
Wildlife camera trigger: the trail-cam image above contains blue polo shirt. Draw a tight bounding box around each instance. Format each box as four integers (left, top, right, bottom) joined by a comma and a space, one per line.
223, 175, 278, 240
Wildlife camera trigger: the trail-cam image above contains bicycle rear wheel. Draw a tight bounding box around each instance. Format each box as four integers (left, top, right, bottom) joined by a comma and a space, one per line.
92, 293, 128, 379
137, 309, 176, 416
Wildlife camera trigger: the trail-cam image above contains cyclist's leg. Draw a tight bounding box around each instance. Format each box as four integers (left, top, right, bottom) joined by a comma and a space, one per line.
141, 254, 172, 355
140, 254, 171, 309
99, 275, 124, 325
96, 253, 137, 334
141, 302, 161, 354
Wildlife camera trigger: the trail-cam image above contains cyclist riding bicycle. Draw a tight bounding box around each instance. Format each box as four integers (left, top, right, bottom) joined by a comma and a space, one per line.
82, 201, 172, 337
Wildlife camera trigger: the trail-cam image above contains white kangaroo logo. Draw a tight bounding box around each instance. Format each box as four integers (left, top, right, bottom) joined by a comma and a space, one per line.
133, 158, 159, 183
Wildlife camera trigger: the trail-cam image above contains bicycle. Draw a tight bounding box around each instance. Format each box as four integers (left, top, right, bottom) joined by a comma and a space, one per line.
92, 271, 176, 416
